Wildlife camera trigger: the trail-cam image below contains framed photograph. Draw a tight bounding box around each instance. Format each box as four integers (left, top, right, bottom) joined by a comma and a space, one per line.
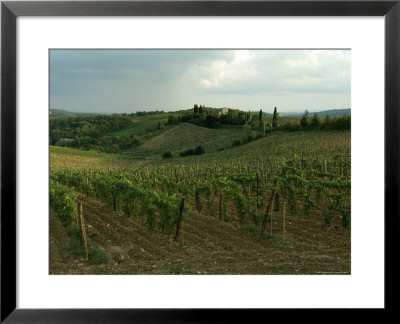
1, 0, 399, 322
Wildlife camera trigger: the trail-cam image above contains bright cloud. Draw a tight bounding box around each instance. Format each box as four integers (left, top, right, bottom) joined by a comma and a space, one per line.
50, 49, 351, 113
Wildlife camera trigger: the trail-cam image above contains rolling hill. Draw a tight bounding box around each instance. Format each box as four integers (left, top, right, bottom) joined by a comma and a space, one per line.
140, 123, 248, 156
49, 109, 97, 118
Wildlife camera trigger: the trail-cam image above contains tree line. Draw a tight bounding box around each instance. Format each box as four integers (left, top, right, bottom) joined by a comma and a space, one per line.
168, 105, 350, 132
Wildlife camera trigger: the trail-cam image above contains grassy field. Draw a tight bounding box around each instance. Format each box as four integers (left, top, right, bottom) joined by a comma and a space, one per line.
135, 123, 251, 157
50, 146, 142, 170
152, 130, 351, 166
50, 130, 350, 169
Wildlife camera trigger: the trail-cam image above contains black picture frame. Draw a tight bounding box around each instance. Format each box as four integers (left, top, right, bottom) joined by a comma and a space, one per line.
1, 0, 399, 322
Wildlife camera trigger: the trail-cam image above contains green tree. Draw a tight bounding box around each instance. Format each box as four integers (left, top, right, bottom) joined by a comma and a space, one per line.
259, 109, 262, 123
272, 106, 279, 128
300, 110, 310, 129
168, 115, 180, 124
310, 113, 321, 129
194, 104, 199, 114
199, 105, 207, 119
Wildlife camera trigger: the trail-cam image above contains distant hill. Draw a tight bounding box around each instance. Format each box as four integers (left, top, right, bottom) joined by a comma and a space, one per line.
49, 109, 97, 118
281, 109, 351, 118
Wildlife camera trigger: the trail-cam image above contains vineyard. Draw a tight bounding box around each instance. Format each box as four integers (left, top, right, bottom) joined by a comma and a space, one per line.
50, 130, 351, 274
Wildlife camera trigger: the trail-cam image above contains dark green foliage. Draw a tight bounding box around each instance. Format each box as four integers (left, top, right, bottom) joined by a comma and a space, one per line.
300, 110, 310, 128
194, 145, 205, 155
67, 231, 86, 258
342, 211, 350, 229
321, 115, 351, 130
50, 114, 134, 146
182, 107, 246, 128
167, 115, 180, 125
49, 181, 77, 229
179, 145, 205, 157
162, 151, 173, 159
195, 188, 203, 212
273, 192, 280, 212
179, 148, 195, 157
68, 231, 107, 264
310, 113, 321, 129
242, 224, 259, 234
232, 139, 241, 147
274, 158, 350, 228
243, 134, 254, 144
50, 180, 108, 263
277, 114, 350, 132
280, 122, 302, 132
230, 133, 261, 148
272, 107, 279, 128
88, 246, 108, 265
242, 224, 279, 241
49, 113, 153, 152
132, 110, 165, 117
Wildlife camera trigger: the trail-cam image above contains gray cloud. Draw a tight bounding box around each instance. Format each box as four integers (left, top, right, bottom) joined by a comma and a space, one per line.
50, 49, 350, 113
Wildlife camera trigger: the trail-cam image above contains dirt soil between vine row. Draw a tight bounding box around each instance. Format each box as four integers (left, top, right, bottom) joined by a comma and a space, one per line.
50, 195, 350, 275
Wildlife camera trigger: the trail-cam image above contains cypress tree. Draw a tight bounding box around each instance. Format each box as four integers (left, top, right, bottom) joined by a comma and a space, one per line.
272, 106, 279, 128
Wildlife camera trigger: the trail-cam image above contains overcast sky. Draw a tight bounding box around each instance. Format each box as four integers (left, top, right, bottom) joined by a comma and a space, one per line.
50, 49, 351, 114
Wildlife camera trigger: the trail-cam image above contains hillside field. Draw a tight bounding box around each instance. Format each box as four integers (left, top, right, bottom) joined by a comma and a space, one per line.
106, 113, 170, 137
50, 126, 351, 275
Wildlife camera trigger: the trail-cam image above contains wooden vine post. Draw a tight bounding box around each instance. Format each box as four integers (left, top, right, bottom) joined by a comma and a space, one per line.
77, 202, 89, 260
85, 176, 89, 197
261, 189, 276, 235
282, 201, 286, 238
256, 172, 259, 208
339, 156, 343, 177
270, 199, 274, 235
219, 189, 223, 221
173, 197, 185, 242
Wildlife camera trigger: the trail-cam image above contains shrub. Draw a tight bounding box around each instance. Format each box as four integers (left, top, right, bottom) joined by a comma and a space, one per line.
232, 139, 241, 147
194, 145, 205, 155
280, 122, 301, 132
179, 146, 205, 157
67, 231, 86, 257
179, 148, 194, 157
243, 135, 254, 144
162, 151, 173, 159
88, 246, 108, 265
